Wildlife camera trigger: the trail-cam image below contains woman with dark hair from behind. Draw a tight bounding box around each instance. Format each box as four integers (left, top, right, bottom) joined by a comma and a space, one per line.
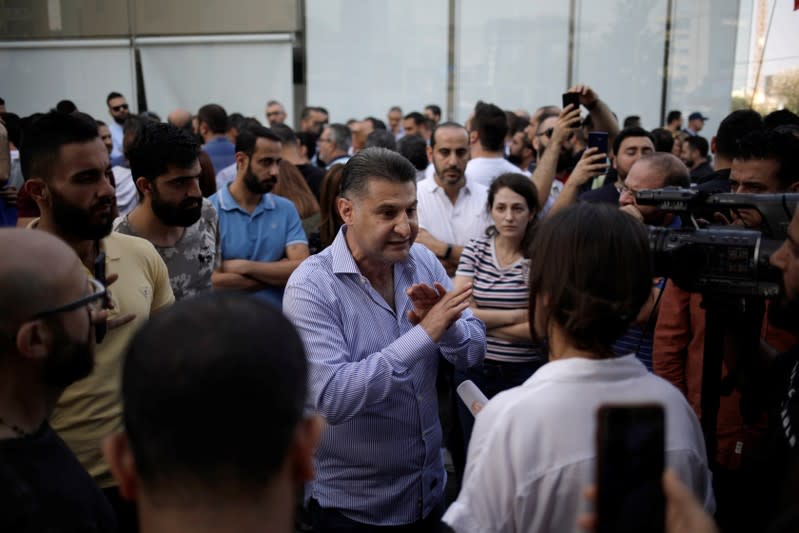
443, 202, 714, 533
308, 164, 345, 253
273, 160, 320, 239
197, 151, 217, 198
453, 173, 545, 442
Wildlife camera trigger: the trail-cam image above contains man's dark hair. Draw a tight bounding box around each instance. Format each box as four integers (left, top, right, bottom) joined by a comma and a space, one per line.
612, 127, 655, 156
528, 202, 652, 358
737, 129, 799, 190
299, 106, 316, 121
197, 104, 229, 135
54, 100, 78, 114
340, 147, 416, 198
228, 113, 246, 132
623, 115, 641, 128
364, 130, 397, 151
20, 111, 99, 181
318, 107, 329, 117
507, 112, 528, 136
430, 121, 467, 150
364, 117, 387, 130
235, 125, 281, 155
397, 134, 428, 171
0, 97, 5, 106
666, 110, 682, 124
127, 122, 200, 200
0, 113, 22, 147
326, 123, 352, 153
650, 128, 675, 153
270, 123, 298, 144
106, 92, 123, 105
715, 109, 764, 160
472, 101, 507, 152
764, 109, 799, 130
685, 135, 709, 158
425, 105, 442, 118
296, 131, 318, 158
389, 106, 402, 114
122, 293, 307, 500
536, 110, 561, 135
403, 112, 425, 126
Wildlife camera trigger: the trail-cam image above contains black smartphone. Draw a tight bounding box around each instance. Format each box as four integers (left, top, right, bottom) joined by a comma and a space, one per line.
562, 91, 580, 111
588, 131, 609, 155
596, 404, 665, 533
94, 250, 107, 344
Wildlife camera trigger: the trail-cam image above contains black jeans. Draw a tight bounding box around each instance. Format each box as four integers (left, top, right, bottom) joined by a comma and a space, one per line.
309, 499, 444, 533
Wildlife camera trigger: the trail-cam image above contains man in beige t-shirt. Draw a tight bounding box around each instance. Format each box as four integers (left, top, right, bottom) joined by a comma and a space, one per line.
20, 111, 173, 531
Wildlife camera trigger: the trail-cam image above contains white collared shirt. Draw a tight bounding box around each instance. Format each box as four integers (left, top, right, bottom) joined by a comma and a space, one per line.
443, 354, 715, 533
417, 177, 491, 246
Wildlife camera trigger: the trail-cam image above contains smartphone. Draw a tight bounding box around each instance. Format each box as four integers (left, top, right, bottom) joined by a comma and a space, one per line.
562, 92, 580, 111
596, 404, 665, 533
588, 131, 609, 155
94, 250, 107, 344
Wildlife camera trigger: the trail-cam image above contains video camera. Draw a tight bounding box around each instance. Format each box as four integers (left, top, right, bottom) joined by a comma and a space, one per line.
635, 188, 799, 297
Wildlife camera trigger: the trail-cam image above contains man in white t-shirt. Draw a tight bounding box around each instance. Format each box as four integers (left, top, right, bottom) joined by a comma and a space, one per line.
416, 122, 490, 277
465, 101, 530, 189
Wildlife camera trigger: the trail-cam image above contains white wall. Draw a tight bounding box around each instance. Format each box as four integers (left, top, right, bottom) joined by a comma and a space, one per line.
0, 40, 136, 122
573, 0, 668, 131
137, 35, 294, 123
455, 0, 570, 122
305, 0, 449, 125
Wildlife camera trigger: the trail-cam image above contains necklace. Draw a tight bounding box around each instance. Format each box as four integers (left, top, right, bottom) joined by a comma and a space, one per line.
0, 416, 34, 438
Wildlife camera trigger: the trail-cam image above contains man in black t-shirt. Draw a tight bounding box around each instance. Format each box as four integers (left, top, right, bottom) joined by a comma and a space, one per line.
0, 228, 116, 532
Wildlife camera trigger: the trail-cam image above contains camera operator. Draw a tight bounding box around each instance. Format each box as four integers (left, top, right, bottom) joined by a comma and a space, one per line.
653, 128, 799, 533
615, 153, 690, 371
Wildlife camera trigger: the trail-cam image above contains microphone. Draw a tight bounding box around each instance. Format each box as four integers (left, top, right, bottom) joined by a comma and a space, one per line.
457, 380, 489, 417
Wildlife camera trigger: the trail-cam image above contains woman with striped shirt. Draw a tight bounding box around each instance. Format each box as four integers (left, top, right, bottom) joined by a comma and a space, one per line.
454, 173, 546, 439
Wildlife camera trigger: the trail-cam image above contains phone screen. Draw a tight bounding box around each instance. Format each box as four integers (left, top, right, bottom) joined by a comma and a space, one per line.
587, 131, 609, 155
562, 92, 580, 110
596, 404, 665, 533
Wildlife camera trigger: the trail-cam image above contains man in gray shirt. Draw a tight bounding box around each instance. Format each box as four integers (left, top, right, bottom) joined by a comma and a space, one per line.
114, 121, 220, 300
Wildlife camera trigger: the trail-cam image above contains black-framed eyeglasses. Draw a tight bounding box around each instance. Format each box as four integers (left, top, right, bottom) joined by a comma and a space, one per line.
111, 104, 129, 112
31, 278, 107, 319
536, 128, 554, 138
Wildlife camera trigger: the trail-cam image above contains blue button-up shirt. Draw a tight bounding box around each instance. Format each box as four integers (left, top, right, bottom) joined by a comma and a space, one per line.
283, 227, 486, 526
209, 185, 307, 306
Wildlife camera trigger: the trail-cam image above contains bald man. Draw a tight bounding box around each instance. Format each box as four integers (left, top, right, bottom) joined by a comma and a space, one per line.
0, 228, 117, 531
167, 108, 192, 130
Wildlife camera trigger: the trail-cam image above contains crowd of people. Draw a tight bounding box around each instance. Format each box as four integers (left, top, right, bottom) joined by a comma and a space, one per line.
1, 85, 799, 533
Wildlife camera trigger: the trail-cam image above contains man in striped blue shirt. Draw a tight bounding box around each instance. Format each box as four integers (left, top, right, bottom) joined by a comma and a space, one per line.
284, 147, 486, 532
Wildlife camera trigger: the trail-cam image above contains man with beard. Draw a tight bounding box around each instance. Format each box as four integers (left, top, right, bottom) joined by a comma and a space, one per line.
654, 129, 799, 533
416, 122, 490, 277
114, 122, 220, 300
210, 125, 309, 307
507, 130, 535, 173
0, 228, 117, 532
20, 110, 174, 531
551, 126, 655, 212
681, 135, 714, 182
464, 101, 527, 189
106, 91, 130, 166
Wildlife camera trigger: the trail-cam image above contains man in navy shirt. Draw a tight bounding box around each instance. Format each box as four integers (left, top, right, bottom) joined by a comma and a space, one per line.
198, 104, 236, 175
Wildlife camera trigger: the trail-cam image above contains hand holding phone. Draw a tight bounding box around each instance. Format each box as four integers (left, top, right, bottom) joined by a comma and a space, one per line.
596, 404, 665, 533
562, 92, 581, 127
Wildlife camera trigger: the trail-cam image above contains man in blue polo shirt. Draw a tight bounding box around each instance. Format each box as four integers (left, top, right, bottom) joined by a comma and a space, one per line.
210, 125, 309, 306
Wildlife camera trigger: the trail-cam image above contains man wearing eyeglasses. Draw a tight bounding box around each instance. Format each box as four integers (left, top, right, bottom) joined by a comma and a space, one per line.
20, 110, 174, 532
106, 91, 130, 166
0, 228, 116, 531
